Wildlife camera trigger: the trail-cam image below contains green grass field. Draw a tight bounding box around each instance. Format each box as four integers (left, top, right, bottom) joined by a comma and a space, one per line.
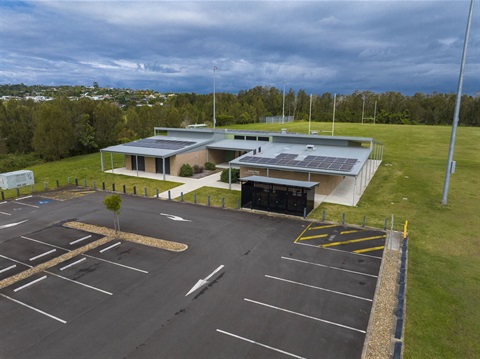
3, 122, 479, 358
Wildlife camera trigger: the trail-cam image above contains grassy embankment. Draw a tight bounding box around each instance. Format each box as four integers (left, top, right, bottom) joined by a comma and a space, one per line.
2, 122, 479, 358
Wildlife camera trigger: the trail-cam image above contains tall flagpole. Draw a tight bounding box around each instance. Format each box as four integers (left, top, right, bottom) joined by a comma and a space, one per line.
213, 66, 217, 129
309, 93, 313, 134
442, 0, 474, 205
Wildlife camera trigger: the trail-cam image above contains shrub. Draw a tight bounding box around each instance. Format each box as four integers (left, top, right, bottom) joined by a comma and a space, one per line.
193, 164, 204, 174
179, 163, 193, 177
220, 168, 240, 183
204, 162, 216, 171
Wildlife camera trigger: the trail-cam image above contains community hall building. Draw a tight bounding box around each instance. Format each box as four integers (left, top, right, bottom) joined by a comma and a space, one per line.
100, 127, 383, 216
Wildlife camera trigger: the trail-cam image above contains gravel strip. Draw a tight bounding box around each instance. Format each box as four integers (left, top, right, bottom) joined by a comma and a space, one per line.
63, 221, 188, 252
363, 239, 402, 359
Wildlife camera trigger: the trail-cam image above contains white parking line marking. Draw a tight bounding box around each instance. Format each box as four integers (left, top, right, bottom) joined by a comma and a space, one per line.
265, 275, 372, 302
99, 242, 121, 253
0, 220, 29, 229
45, 271, 112, 295
281, 256, 378, 278
16, 195, 33, 201
21, 236, 68, 251
84, 254, 148, 274
0, 201, 7, 205
0, 211, 11, 216
15, 201, 39, 208
29, 249, 56, 261
0, 294, 67, 324
69, 235, 92, 245
60, 258, 86, 271
14, 275, 47, 292
244, 298, 366, 334
0, 264, 17, 274
0, 254, 32, 268
216, 329, 306, 359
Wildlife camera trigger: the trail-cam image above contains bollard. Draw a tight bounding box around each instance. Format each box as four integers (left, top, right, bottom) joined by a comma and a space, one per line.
30, 185, 34, 193
303, 207, 306, 219
44, 182, 47, 191
341, 213, 345, 225
222, 197, 225, 208
193, 194, 197, 204
67, 177, 70, 185
168, 190, 171, 200
384, 218, 388, 230
123, 184, 126, 194
112, 183, 115, 192
144, 188, 147, 197
207, 195, 210, 206
362, 215, 366, 228
16, 188, 20, 197
181, 192, 183, 202
321, 209, 325, 222
75, 178, 78, 186
1, 191, 4, 201
56, 179, 59, 187
102, 182, 105, 191
84, 179, 87, 188
156, 189, 159, 198
133, 186, 136, 195
236, 199, 239, 209
93, 180, 96, 190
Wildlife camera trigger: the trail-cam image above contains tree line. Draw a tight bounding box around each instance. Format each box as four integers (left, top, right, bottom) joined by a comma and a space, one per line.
0, 86, 478, 164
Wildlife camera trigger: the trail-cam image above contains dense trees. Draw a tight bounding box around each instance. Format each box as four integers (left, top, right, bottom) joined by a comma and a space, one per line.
0, 86, 478, 167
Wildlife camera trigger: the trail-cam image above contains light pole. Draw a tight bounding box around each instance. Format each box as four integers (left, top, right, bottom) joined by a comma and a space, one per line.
282, 81, 286, 123
362, 94, 365, 124
373, 100, 377, 125
442, 0, 474, 205
213, 66, 217, 129
309, 93, 313, 135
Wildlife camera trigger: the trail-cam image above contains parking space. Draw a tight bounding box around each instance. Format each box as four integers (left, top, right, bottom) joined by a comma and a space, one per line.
295, 223, 386, 258
0, 195, 57, 216
0, 191, 385, 359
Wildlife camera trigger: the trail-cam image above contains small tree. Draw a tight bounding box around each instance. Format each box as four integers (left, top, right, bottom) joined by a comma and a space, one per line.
103, 194, 122, 234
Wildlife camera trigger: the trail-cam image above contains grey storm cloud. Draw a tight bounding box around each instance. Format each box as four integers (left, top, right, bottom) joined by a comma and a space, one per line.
0, 0, 478, 95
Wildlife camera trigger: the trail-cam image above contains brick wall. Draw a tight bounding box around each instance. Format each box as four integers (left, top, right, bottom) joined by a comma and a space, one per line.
170, 150, 208, 175
125, 155, 132, 170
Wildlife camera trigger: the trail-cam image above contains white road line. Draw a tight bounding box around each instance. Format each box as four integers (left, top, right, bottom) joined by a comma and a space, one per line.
244, 298, 366, 334
69, 235, 92, 245
21, 236, 69, 251
16, 195, 33, 201
216, 329, 306, 359
15, 201, 39, 208
14, 275, 47, 292
0, 201, 7, 205
0, 211, 11, 216
0, 264, 17, 274
99, 242, 121, 253
29, 249, 56, 261
45, 271, 112, 295
60, 258, 86, 271
0, 254, 32, 268
265, 275, 372, 302
84, 254, 148, 274
0, 294, 67, 324
281, 256, 378, 278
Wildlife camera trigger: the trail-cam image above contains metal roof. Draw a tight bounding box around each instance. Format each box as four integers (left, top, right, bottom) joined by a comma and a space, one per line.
206, 139, 269, 151
239, 175, 319, 189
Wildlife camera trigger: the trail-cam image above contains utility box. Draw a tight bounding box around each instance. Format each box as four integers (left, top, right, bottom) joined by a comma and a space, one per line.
0, 170, 35, 190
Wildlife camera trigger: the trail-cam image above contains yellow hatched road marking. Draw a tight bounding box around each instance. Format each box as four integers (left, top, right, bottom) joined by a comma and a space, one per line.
294, 222, 313, 243
300, 233, 328, 241
354, 246, 385, 254
340, 230, 362, 235
309, 224, 338, 230
320, 235, 386, 248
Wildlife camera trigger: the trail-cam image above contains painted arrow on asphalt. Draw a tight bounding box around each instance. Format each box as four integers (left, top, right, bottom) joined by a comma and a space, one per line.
0, 219, 28, 230
186, 265, 225, 296
160, 213, 191, 222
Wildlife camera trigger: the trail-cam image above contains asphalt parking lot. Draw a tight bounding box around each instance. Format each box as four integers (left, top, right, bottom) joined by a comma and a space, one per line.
0, 191, 385, 359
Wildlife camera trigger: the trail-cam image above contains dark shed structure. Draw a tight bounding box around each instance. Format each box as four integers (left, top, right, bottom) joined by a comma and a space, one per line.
239, 175, 318, 217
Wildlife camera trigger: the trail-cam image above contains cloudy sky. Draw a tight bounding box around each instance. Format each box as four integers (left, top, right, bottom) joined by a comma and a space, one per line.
0, 0, 478, 95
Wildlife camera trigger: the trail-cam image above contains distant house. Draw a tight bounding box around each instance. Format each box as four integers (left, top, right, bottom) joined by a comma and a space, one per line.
100, 127, 383, 214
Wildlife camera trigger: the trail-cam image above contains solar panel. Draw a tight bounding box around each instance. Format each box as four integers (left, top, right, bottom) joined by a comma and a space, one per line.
304, 155, 318, 161
267, 158, 279, 164
276, 153, 297, 159
340, 164, 354, 171
286, 160, 301, 167
124, 138, 196, 150
328, 163, 343, 170
256, 157, 270, 164
239, 156, 254, 162
334, 158, 347, 163
277, 159, 290, 165
317, 163, 330, 169
324, 157, 337, 163
346, 158, 357, 164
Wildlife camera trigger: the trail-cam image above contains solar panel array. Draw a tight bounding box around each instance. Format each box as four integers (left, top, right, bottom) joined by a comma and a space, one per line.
239, 153, 358, 172
123, 138, 196, 150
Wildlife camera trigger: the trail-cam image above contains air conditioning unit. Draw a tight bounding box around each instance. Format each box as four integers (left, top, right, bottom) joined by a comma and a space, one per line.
306, 144, 315, 151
